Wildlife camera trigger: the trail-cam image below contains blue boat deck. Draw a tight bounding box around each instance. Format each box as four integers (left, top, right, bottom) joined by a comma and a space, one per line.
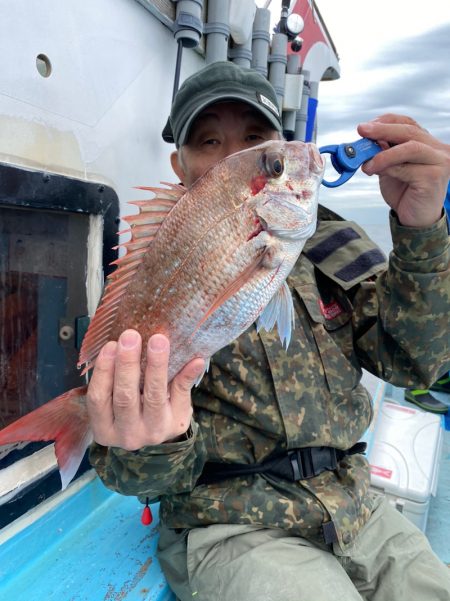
0, 474, 174, 601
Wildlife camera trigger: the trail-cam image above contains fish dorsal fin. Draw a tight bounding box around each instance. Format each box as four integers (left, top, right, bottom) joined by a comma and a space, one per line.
78, 184, 185, 372
256, 281, 295, 349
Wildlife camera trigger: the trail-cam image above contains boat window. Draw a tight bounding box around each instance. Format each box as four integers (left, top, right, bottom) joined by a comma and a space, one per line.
0, 207, 88, 428
0, 164, 118, 527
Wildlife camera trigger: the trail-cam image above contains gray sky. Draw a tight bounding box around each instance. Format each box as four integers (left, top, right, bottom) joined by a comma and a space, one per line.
317, 2, 450, 145
257, 1, 450, 144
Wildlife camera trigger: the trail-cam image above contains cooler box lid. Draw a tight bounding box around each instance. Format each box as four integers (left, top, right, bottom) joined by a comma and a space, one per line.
368, 401, 443, 504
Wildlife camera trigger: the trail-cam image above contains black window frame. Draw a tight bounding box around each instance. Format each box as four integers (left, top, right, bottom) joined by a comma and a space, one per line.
0, 162, 119, 527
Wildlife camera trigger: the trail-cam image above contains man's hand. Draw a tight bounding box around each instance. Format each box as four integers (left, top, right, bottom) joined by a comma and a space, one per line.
86, 329, 205, 450
357, 114, 450, 227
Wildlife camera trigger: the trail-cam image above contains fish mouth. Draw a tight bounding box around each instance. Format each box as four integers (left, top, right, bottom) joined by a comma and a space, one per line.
309, 144, 325, 173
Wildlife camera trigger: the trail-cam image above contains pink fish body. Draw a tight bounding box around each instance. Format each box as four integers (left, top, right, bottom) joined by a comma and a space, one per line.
0, 140, 324, 488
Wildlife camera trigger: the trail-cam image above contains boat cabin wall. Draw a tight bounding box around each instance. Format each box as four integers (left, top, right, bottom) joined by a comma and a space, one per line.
0, 0, 204, 213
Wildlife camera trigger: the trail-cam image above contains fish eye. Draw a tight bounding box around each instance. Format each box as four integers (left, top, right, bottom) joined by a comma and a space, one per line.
262, 152, 284, 178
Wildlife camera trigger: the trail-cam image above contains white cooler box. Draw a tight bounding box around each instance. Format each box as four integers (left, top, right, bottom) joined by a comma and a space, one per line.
368, 401, 443, 532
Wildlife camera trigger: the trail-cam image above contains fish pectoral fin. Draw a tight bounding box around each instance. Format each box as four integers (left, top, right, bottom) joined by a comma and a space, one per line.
192, 249, 269, 337
256, 281, 295, 348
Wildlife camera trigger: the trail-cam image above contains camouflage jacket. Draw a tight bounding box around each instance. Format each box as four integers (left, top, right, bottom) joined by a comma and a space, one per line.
90, 206, 450, 551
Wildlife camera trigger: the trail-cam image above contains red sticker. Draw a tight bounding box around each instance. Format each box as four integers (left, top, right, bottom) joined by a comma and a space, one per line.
319, 299, 344, 320
370, 465, 393, 479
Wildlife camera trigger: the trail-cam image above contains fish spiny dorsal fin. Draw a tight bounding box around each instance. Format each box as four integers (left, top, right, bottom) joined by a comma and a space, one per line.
77, 183, 185, 373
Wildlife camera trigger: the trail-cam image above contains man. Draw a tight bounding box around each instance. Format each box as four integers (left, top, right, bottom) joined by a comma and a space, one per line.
87, 62, 450, 600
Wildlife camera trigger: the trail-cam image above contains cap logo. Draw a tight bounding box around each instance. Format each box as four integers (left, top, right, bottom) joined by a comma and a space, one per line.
257, 93, 280, 117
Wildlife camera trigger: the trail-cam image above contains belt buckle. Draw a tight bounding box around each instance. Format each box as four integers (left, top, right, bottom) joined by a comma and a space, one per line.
288, 447, 338, 481
288, 448, 314, 480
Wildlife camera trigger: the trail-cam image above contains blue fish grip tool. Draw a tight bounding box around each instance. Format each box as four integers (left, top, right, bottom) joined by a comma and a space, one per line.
319, 138, 382, 188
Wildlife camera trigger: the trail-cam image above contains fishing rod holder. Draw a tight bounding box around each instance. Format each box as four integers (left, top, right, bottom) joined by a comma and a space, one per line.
172, 0, 203, 48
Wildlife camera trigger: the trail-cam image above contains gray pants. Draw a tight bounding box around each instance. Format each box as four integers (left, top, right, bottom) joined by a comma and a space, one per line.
157, 497, 450, 601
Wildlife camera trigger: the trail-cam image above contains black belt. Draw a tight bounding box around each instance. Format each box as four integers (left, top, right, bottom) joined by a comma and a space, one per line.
197, 442, 367, 485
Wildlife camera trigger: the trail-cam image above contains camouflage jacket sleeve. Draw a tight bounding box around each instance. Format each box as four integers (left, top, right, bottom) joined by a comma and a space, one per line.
353, 210, 450, 387
89, 419, 207, 499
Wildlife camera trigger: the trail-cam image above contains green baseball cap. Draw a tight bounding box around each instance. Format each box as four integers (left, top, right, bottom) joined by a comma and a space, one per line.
162, 61, 282, 147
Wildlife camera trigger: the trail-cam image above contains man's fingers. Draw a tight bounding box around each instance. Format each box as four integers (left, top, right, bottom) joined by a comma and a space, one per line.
361, 118, 450, 160
86, 340, 117, 443
362, 141, 445, 176
88, 330, 206, 446
370, 113, 421, 128
358, 121, 427, 147
173, 358, 206, 394
142, 334, 171, 413
166, 358, 205, 437
112, 329, 143, 429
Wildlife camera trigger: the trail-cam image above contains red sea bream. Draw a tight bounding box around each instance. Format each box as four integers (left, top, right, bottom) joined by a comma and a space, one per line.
0, 140, 325, 488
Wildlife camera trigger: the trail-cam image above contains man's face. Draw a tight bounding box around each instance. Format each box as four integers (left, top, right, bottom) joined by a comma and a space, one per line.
170, 101, 281, 188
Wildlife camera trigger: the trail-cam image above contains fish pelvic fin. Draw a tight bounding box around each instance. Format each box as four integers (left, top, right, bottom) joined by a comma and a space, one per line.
194, 357, 211, 387
256, 281, 295, 349
78, 183, 185, 372
0, 386, 92, 490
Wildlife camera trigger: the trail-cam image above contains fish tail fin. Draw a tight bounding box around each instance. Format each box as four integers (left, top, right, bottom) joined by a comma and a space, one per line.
0, 386, 92, 490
